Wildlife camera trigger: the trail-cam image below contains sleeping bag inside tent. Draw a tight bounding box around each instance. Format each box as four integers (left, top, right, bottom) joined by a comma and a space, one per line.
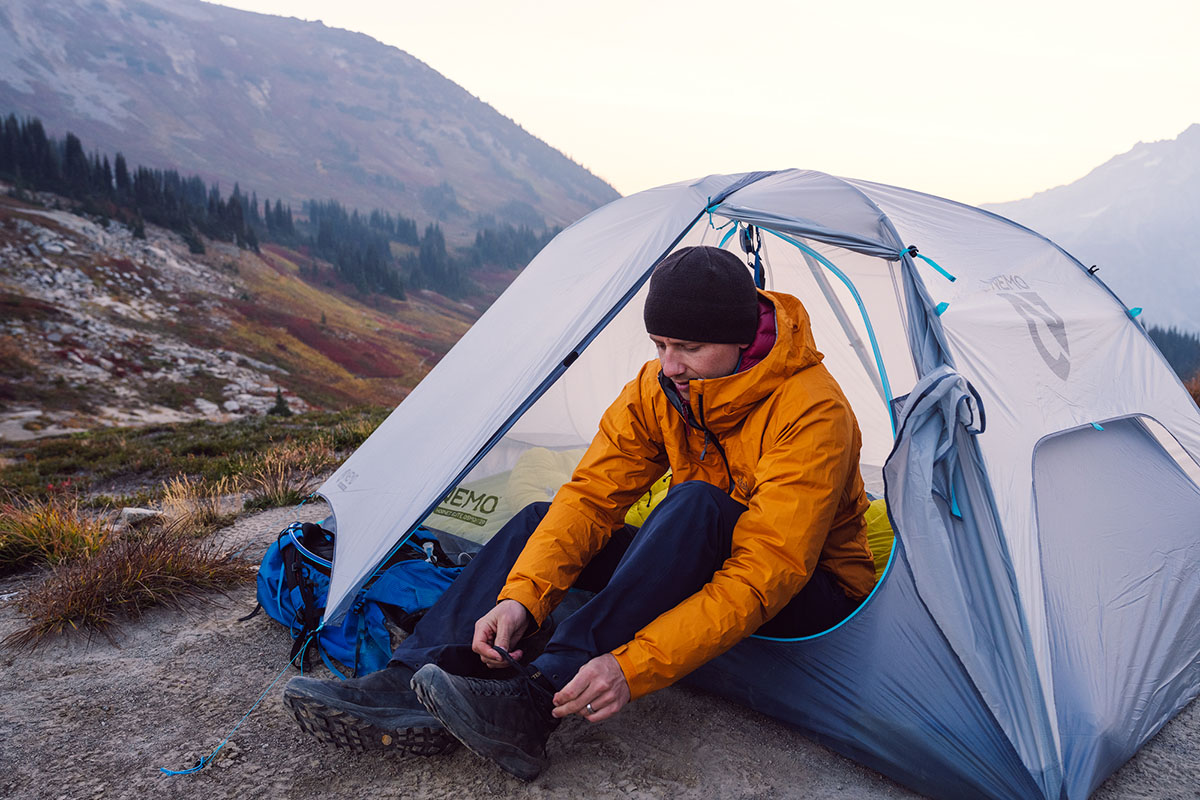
317, 170, 1200, 800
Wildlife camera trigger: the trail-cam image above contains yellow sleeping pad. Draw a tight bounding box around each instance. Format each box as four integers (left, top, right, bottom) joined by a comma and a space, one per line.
864, 498, 895, 583
623, 471, 672, 527
504, 447, 670, 528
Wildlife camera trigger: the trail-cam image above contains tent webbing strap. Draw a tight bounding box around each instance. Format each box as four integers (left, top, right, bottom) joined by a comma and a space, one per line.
902, 246, 956, 282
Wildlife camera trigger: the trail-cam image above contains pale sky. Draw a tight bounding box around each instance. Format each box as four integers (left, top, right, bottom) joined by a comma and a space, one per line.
213, 0, 1199, 205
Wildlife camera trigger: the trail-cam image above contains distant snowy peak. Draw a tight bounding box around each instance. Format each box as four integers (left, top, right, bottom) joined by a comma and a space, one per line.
983, 124, 1200, 331
990, 125, 1200, 216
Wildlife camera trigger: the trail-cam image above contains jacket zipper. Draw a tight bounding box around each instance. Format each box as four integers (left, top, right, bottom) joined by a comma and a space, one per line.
657, 370, 735, 494
695, 393, 735, 495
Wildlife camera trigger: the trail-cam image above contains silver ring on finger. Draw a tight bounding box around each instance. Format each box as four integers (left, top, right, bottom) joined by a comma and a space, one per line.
585, 703, 595, 715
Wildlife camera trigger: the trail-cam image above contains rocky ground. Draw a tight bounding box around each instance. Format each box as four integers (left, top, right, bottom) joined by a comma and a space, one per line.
0, 191, 310, 441
0, 504, 1197, 800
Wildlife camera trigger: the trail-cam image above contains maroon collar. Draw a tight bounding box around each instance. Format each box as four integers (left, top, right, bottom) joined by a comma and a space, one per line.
736, 296, 776, 373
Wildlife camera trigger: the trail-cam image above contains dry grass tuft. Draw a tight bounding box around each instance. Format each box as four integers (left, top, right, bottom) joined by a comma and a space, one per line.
0, 495, 111, 576
3, 519, 254, 649
160, 474, 236, 532
241, 438, 336, 510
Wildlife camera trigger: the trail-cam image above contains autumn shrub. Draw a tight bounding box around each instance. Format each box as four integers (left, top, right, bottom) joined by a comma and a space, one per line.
160, 474, 236, 532
0, 335, 34, 377
3, 520, 253, 649
241, 438, 336, 511
0, 494, 111, 576
1187, 374, 1200, 406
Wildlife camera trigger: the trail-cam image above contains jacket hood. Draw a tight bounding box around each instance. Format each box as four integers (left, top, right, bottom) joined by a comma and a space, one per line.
676, 290, 824, 433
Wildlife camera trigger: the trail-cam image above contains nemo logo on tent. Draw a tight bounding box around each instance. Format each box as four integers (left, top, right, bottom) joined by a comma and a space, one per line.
440, 487, 500, 515
998, 291, 1071, 380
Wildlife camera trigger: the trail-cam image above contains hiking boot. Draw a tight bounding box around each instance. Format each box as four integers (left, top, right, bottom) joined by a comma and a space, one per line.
411, 647, 561, 780
283, 664, 456, 755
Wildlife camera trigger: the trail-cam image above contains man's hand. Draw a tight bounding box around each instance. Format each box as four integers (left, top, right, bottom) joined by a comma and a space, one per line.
552, 653, 630, 722
472, 599, 533, 668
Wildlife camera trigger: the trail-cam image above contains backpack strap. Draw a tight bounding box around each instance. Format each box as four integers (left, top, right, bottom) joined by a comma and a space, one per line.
281, 542, 324, 671
319, 647, 349, 680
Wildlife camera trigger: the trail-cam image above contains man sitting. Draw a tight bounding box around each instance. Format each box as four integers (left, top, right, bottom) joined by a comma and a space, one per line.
283, 245, 875, 779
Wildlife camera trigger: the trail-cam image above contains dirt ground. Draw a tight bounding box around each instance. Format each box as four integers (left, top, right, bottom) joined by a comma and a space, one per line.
1, 505, 1198, 800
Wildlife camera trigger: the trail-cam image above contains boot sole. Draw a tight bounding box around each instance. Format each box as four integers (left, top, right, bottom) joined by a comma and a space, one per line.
412, 669, 545, 781
283, 690, 456, 756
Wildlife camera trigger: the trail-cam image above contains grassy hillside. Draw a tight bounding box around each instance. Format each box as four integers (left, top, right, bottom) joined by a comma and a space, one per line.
0, 190, 513, 433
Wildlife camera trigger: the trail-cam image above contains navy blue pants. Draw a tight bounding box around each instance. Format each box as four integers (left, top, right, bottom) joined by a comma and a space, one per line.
391, 481, 859, 689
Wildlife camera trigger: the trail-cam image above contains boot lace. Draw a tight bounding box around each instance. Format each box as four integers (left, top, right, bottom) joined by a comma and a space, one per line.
489, 646, 555, 711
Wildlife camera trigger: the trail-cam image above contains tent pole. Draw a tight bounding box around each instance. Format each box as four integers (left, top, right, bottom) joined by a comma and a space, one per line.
797, 246, 888, 405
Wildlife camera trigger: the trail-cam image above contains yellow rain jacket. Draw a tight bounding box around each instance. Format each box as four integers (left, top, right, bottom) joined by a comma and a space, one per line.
498, 291, 875, 699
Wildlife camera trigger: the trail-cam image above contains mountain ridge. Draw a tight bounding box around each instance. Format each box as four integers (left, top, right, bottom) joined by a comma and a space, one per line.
983, 124, 1200, 330
0, 0, 619, 239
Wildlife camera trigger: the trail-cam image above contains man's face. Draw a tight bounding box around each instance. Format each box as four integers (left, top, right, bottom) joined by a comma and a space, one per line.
650, 335, 745, 401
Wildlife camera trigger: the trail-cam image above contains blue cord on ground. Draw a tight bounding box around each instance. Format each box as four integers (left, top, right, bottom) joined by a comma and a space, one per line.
159, 629, 319, 775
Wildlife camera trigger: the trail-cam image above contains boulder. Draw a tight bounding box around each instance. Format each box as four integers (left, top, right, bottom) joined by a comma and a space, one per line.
194, 398, 220, 415
117, 507, 161, 529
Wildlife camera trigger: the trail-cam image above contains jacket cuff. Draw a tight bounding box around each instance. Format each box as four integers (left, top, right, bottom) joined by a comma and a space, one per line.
496, 581, 551, 626
611, 643, 661, 701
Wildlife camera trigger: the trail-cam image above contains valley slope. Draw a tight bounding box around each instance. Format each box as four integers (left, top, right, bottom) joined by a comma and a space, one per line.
0, 186, 494, 440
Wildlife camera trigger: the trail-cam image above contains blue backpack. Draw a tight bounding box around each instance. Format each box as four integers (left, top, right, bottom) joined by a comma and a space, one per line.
248, 521, 466, 677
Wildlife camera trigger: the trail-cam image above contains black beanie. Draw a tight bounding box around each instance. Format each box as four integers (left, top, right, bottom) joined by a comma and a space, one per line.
643, 246, 758, 344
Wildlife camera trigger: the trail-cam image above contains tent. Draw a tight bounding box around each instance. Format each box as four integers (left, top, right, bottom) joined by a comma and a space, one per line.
317, 170, 1200, 799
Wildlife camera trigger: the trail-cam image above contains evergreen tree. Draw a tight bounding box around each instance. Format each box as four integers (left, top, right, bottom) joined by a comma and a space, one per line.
302, 198, 407, 298
61, 132, 89, 194
267, 387, 293, 417
114, 153, 130, 198
1149, 325, 1200, 382
0, 111, 276, 253
468, 223, 560, 270
413, 223, 463, 297
100, 155, 113, 197
0, 114, 18, 176
21, 118, 58, 186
